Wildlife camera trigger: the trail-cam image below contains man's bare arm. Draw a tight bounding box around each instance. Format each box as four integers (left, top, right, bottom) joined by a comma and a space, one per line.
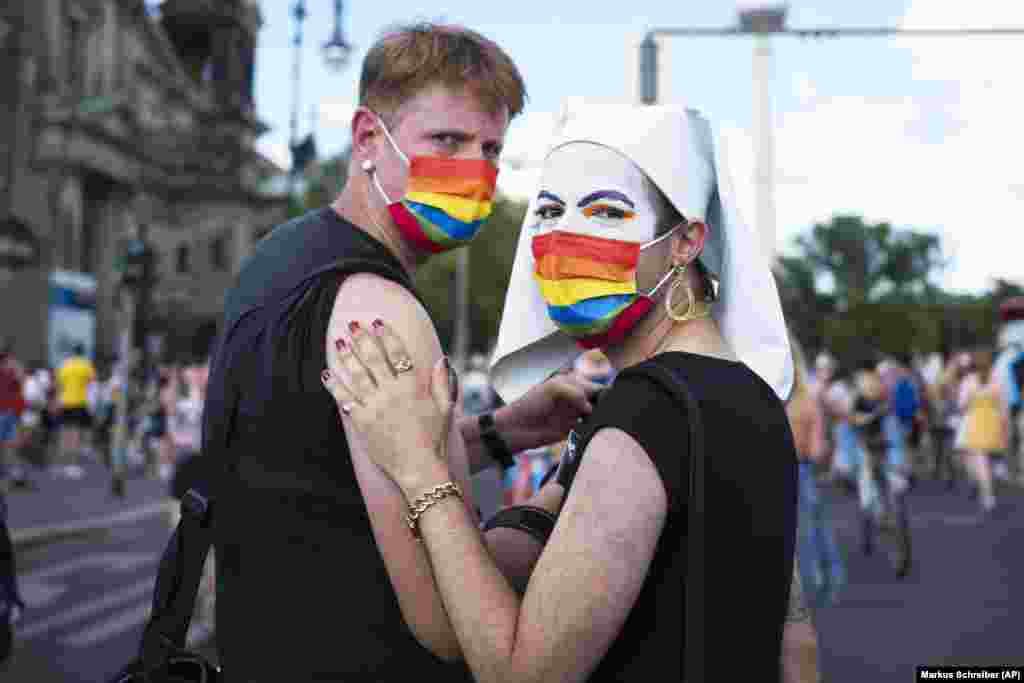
327, 273, 474, 662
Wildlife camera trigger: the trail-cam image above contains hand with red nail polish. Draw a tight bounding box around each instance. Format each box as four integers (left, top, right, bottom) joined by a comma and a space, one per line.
323, 316, 455, 498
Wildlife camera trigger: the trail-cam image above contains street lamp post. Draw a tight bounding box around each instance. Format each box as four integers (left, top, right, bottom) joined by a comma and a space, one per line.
322, 0, 353, 74
288, 0, 353, 202
637, 11, 1024, 264
287, 0, 306, 200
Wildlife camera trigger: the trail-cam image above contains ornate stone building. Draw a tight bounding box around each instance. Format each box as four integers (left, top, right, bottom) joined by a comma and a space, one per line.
0, 0, 287, 367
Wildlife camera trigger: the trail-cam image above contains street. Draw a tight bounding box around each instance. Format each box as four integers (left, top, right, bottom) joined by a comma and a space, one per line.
3, 462, 174, 682
816, 478, 1023, 681
2, 464, 1022, 682
6, 517, 169, 682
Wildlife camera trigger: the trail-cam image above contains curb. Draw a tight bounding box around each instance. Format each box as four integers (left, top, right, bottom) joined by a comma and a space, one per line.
11, 498, 177, 552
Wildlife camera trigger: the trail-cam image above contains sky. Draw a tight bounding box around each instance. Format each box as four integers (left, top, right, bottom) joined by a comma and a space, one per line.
251, 0, 1023, 294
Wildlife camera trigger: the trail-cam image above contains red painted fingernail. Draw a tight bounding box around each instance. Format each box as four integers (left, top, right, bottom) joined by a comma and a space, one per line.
372, 319, 383, 329
348, 320, 360, 333
335, 338, 346, 351
321, 369, 331, 383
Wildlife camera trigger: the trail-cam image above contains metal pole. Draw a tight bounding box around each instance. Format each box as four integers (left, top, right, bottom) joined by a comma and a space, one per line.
453, 247, 470, 371
287, 1, 306, 199
752, 33, 777, 263
649, 26, 1024, 38
110, 286, 135, 497
638, 33, 659, 105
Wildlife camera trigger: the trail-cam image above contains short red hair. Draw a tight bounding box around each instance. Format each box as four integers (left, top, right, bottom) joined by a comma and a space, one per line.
359, 22, 527, 126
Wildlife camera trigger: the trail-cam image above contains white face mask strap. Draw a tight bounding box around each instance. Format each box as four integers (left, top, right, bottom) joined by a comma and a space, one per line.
639, 221, 685, 252
639, 222, 685, 297
367, 166, 394, 205
360, 111, 409, 205
645, 265, 678, 297
375, 112, 410, 166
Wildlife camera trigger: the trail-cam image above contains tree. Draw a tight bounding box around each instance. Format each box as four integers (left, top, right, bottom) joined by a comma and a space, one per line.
774, 256, 833, 357
792, 215, 945, 310
288, 146, 351, 219
778, 214, 949, 365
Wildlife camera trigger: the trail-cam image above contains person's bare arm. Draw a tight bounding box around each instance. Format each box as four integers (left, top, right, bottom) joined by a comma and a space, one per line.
326, 273, 474, 662
459, 377, 598, 475
404, 427, 667, 683
780, 566, 820, 683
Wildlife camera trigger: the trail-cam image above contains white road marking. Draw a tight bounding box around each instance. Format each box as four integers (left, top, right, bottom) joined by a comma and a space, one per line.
18, 579, 68, 610
62, 602, 153, 648
20, 552, 156, 584
17, 578, 155, 640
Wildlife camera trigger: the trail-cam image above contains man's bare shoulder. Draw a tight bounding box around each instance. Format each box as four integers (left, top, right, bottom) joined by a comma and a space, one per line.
328, 273, 441, 362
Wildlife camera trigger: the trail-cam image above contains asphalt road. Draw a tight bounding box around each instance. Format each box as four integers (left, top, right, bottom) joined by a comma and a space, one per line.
2, 471, 1021, 682
5, 516, 173, 683
815, 478, 1024, 682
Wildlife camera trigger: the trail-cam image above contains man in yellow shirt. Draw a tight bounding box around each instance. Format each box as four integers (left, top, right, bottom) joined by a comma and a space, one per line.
55, 344, 96, 479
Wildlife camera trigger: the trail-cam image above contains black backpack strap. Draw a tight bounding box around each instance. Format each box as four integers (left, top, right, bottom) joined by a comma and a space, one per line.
139, 489, 215, 674
615, 360, 704, 683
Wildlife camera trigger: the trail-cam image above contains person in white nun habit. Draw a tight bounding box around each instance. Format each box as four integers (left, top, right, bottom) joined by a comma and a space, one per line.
324, 103, 817, 682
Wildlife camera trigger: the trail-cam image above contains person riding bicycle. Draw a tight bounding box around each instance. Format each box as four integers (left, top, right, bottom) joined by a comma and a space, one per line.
850, 363, 914, 574
851, 368, 886, 452
849, 365, 898, 513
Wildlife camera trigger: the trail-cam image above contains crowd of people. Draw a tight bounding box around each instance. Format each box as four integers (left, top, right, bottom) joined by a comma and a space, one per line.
0, 335, 216, 662
0, 340, 212, 490
780, 297, 1024, 611
2, 18, 1023, 683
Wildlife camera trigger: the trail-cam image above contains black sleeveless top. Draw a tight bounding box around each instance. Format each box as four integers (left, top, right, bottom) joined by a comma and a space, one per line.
561, 352, 797, 682
204, 208, 473, 682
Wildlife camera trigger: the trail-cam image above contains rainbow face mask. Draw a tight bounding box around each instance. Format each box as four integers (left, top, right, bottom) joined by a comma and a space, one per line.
370, 118, 498, 253
531, 228, 678, 349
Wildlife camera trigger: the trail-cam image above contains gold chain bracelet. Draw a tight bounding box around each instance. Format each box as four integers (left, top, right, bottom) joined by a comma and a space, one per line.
406, 481, 462, 539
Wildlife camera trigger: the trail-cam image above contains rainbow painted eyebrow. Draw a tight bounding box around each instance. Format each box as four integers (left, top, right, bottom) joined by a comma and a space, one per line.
537, 191, 564, 204
577, 190, 635, 208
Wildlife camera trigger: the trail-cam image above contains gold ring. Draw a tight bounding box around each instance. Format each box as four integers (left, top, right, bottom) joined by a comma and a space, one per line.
393, 357, 414, 374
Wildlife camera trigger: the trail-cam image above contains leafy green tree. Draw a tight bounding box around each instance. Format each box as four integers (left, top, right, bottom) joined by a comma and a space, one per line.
777, 214, 949, 364
793, 215, 946, 310
288, 146, 351, 218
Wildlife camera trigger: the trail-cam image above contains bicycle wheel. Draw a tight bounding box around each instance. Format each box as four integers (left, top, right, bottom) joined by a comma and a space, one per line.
877, 484, 912, 578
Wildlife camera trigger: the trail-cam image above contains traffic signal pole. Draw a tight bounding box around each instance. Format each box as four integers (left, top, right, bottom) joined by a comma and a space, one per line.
110, 287, 135, 498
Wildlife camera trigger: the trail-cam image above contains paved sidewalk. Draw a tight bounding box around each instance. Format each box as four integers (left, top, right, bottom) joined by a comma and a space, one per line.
6, 461, 173, 542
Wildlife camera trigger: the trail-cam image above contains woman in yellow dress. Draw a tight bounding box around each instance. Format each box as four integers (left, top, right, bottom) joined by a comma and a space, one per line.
960, 349, 1009, 515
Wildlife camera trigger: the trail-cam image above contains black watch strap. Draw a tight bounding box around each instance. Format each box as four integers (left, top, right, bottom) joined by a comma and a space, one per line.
479, 412, 515, 469
481, 505, 557, 546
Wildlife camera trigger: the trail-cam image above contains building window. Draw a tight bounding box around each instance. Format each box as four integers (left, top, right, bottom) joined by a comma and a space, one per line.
210, 235, 227, 271
176, 244, 190, 274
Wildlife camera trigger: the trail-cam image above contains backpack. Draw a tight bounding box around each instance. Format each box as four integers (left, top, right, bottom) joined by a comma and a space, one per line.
892, 376, 920, 426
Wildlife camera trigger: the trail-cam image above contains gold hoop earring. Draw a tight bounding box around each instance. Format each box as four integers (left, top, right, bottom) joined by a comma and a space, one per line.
665, 264, 711, 323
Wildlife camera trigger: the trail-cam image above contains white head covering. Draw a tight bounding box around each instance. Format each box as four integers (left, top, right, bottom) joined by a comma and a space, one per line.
490, 102, 793, 403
